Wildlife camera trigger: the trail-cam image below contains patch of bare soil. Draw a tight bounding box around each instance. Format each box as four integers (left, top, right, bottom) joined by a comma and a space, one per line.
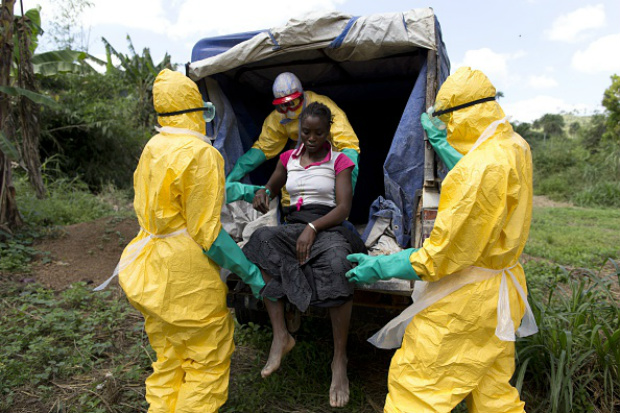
30, 216, 139, 290
532, 195, 573, 208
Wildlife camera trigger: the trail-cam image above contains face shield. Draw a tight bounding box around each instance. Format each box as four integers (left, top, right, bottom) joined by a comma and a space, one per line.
202, 101, 215, 122
426, 105, 448, 130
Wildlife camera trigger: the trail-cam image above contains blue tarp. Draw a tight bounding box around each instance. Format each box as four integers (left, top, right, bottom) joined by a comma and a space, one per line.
191, 31, 261, 62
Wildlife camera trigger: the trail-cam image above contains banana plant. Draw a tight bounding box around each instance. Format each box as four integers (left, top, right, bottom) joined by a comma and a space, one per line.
102, 35, 174, 127
6, 7, 103, 105
31, 49, 105, 76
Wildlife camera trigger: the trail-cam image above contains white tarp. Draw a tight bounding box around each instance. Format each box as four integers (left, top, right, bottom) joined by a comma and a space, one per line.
188, 8, 437, 80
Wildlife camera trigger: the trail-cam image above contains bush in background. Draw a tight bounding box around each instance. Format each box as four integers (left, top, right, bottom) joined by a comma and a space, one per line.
38, 71, 150, 191
514, 74, 620, 209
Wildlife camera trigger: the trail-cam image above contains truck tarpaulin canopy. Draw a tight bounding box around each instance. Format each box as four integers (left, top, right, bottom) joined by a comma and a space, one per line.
189, 8, 450, 248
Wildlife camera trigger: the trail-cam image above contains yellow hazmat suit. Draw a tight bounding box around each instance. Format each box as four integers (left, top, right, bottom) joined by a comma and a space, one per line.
118, 69, 234, 413
384, 67, 533, 413
253, 90, 359, 158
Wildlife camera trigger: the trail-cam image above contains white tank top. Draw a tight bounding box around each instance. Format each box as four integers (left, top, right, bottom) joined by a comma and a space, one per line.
284, 144, 351, 208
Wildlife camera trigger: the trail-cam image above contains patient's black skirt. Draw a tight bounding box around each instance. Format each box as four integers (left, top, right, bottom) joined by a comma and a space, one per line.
242, 205, 366, 312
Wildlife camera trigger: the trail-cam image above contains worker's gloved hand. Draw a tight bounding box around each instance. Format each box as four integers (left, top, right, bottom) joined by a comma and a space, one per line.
346, 248, 419, 284
225, 182, 264, 204
341, 148, 360, 191
420, 112, 463, 171
204, 229, 266, 299
226, 148, 267, 183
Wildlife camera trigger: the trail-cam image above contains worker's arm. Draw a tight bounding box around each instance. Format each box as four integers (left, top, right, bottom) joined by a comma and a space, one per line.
421, 112, 463, 170
226, 111, 288, 183
183, 146, 266, 299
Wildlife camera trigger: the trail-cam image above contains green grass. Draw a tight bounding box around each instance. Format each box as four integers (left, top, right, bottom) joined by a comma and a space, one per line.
525, 205, 620, 268
0, 282, 152, 413
15, 174, 134, 227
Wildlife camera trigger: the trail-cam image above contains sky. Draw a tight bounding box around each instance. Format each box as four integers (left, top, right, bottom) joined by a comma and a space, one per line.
22, 0, 620, 123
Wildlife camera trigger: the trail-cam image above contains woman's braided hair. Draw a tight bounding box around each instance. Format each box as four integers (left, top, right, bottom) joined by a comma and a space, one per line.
299, 101, 334, 128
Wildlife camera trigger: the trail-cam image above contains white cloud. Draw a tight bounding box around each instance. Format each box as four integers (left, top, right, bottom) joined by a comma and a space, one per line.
167, 0, 346, 40
528, 75, 558, 89
83, 0, 169, 32
503, 95, 593, 123
30, 0, 347, 42
572, 33, 620, 73
455, 48, 524, 83
546, 4, 606, 42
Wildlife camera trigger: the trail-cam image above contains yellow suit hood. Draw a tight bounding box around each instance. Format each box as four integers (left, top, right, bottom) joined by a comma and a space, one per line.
154, 68, 206, 134
435, 67, 506, 154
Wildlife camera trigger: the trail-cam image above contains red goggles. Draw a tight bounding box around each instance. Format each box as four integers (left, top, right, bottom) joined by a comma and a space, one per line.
274, 93, 304, 114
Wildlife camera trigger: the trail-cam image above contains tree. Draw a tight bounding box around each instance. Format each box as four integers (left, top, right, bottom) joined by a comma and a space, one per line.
45, 0, 93, 51
103, 35, 173, 128
579, 114, 606, 153
533, 113, 565, 138
1, 1, 98, 230
38, 70, 149, 190
14, 4, 45, 198
514, 121, 544, 148
569, 121, 580, 136
0, 0, 23, 231
601, 75, 620, 180
602, 74, 620, 143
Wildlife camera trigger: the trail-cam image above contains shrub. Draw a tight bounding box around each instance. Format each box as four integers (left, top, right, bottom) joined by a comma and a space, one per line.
39, 71, 150, 190
574, 181, 620, 208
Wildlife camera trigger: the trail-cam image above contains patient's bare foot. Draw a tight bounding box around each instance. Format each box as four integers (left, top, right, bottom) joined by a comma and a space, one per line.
329, 355, 349, 407
261, 332, 295, 378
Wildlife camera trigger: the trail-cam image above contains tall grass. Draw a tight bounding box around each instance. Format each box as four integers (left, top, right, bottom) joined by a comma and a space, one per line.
517, 260, 620, 412
14, 173, 133, 227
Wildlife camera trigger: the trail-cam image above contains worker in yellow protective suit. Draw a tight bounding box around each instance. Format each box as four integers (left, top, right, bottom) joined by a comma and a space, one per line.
225, 72, 360, 203
117, 69, 267, 413
346, 67, 537, 413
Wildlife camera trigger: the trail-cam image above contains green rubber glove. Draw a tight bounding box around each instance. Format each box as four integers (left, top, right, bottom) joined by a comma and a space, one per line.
346, 248, 420, 284
226, 148, 267, 183
204, 228, 266, 299
420, 113, 463, 171
225, 182, 264, 204
341, 148, 360, 191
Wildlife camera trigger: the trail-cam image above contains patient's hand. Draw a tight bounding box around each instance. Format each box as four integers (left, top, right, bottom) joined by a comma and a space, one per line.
253, 188, 270, 214
296, 225, 317, 264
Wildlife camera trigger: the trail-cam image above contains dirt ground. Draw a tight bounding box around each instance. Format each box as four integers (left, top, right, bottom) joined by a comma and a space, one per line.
531, 195, 573, 208
29, 216, 139, 290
